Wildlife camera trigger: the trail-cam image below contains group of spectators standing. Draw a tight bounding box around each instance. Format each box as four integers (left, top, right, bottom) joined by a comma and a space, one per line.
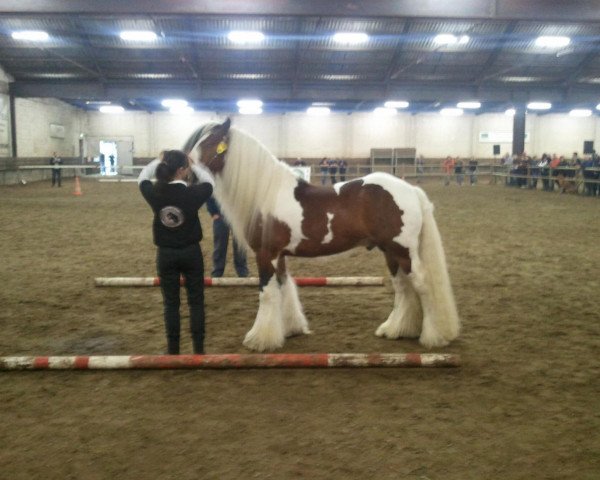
502, 151, 600, 195
318, 157, 348, 185
442, 156, 479, 186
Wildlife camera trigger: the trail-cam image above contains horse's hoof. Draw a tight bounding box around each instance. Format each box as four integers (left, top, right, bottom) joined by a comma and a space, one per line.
243, 333, 284, 352
375, 323, 395, 339
285, 327, 313, 338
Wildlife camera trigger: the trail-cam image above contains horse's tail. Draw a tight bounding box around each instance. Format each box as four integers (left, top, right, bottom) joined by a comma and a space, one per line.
414, 187, 460, 343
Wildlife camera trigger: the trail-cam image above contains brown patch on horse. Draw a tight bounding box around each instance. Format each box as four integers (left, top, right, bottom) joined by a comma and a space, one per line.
292, 179, 410, 268
246, 213, 293, 257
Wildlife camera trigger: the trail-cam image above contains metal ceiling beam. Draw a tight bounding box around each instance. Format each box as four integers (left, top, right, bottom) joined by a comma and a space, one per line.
11, 79, 600, 105
2, 0, 600, 22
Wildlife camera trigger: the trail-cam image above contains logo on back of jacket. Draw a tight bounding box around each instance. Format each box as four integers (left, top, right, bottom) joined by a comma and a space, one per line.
159, 206, 185, 228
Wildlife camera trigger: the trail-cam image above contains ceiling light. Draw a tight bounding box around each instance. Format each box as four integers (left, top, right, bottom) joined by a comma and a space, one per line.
569, 109, 592, 117
332, 32, 369, 44
99, 106, 125, 114
237, 99, 263, 109
238, 107, 262, 115
535, 36, 570, 48
228, 31, 265, 44
440, 108, 463, 116
432, 34, 458, 45
169, 106, 194, 115
384, 101, 409, 109
373, 107, 397, 117
458, 35, 470, 44
457, 101, 481, 109
119, 30, 158, 42
306, 107, 330, 116
596, 103, 600, 111
505, 108, 516, 116
11, 30, 49, 42
161, 99, 188, 108
322, 74, 360, 81
527, 102, 552, 110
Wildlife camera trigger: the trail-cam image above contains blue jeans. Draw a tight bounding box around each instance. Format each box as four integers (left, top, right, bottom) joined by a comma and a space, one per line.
212, 217, 248, 277
51, 169, 61, 187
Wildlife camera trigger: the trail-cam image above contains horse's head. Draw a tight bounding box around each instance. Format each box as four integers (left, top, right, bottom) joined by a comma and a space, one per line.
193, 118, 231, 174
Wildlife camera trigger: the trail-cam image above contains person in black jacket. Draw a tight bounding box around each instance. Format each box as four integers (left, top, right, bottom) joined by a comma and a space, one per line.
50, 152, 62, 187
138, 150, 214, 355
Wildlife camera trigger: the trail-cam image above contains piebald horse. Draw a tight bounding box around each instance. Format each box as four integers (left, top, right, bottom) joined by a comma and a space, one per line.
184, 119, 460, 351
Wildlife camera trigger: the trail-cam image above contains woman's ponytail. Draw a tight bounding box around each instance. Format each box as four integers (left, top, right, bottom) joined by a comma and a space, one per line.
155, 150, 189, 188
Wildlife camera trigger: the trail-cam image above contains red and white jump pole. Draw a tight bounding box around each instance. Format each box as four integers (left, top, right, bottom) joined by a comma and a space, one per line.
94, 276, 384, 287
0, 353, 459, 370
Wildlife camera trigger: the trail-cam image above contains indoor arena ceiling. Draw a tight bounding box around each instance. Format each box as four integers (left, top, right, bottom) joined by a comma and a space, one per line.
0, 0, 599, 114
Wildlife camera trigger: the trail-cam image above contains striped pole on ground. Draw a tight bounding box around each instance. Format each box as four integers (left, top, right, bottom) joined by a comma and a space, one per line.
94, 276, 384, 287
0, 353, 460, 370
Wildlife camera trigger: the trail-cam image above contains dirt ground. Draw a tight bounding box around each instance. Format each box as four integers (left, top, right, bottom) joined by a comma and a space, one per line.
0, 177, 598, 479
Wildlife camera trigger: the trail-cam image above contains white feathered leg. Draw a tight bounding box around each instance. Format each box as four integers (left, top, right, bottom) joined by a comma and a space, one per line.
376, 271, 422, 339
280, 274, 312, 337
243, 276, 285, 351
409, 257, 449, 349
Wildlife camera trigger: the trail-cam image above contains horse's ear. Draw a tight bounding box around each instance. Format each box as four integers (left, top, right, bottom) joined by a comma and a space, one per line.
207, 118, 231, 143
222, 117, 231, 132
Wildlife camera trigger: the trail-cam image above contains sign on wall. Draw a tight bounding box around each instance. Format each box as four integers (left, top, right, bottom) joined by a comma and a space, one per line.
479, 131, 529, 143
49, 123, 66, 139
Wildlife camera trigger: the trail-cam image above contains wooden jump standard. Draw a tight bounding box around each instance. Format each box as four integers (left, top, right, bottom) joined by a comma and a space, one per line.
94, 276, 385, 287
0, 353, 460, 370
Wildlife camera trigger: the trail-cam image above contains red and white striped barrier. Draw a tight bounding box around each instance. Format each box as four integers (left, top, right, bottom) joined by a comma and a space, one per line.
0, 353, 459, 370
94, 276, 384, 287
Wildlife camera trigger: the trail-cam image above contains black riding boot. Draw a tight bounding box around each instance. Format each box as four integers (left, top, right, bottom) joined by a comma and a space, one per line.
167, 336, 180, 355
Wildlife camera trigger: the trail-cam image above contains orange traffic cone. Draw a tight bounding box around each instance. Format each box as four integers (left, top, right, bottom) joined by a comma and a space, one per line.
73, 176, 82, 196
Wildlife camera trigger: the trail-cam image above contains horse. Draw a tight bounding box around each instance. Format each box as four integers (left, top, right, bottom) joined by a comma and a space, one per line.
183, 119, 460, 352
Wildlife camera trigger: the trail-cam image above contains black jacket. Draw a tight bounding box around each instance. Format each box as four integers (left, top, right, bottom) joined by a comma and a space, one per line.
140, 180, 213, 248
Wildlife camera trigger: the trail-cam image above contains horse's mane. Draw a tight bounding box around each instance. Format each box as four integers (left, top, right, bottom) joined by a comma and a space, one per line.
186, 124, 298, 252
216, 127, 298, 252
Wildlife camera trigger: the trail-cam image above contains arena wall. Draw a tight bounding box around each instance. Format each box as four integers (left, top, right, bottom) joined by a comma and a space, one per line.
8, 97, 600, 161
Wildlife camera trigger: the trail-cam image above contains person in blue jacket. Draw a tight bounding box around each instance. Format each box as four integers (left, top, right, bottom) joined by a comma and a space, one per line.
206, 197, 249, 278
138, 150, 214, 355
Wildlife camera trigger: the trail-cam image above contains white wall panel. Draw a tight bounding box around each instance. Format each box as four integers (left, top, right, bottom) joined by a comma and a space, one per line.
414, 113, 473, 158
535, 114, 596, 157
15, 98, 83, 157
350, 113, 411, 157
282, 113, 347, 158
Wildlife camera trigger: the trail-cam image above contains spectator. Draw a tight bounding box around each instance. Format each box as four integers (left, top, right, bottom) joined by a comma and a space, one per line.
442, 156, 455, 186
328, 158, 338, 184
514, 154, 528, 188
468, 157, 478, 185
549, 154, 561, 191
293, 158, 306, 166
455, 158, 464, 186
99, 153, 106, 175
504, 153, 514, 185
538, 154, 550, 191
319, 158, 328, 185
49, 152, 62, 187
338, 159, 348, 182
206, 197, 249, 278
581, 154, 597, 196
